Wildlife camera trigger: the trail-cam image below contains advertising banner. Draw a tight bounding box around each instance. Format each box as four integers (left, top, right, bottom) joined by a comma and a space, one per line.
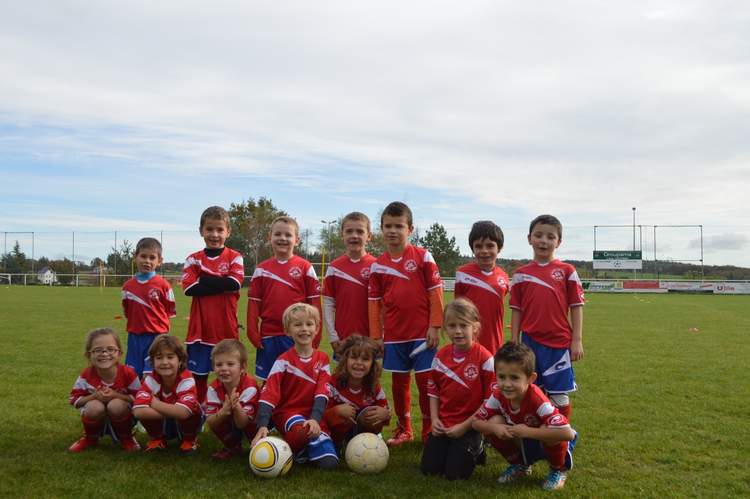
593, 250, 643, 270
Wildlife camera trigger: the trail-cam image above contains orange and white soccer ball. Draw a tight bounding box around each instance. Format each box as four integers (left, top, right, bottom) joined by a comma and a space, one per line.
344, 432, 389, 474
249, 436, 293, 478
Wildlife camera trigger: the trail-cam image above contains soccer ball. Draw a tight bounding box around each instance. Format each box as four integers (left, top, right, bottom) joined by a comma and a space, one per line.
249, 436, 293, 478
344, 432, 389, 474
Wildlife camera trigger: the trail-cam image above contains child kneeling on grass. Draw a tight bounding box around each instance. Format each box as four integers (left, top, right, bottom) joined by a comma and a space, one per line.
204, 339, 259, 460
472, 342, 578, 491
133, 335, 204, 454
68, 327, 141, 452
251, 303, 338, 469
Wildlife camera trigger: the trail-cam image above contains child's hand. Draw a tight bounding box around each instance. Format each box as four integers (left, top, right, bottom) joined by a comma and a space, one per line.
251, 427, 269, 447
507, 424, 529, 438
304, 419, 321, 438
426, 327, 440, 349
445, 423, 468, 439
96, 387, 114, 403
336, 404, 357, 423
431, 417, 446, 436
359, 406, 389, 426
494, 424, 513, 440
219, 395, 233, 416
330, 341, 342, 356
570, 340, 584, 361
229, 389, 241, 410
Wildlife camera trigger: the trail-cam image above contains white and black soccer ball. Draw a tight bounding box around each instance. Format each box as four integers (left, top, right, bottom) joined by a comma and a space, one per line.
344, 432, 389, 474
249, 436, 293, 478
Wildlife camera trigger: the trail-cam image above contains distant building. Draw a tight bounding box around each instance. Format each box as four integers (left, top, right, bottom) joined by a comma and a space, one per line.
37, 267, 58, 285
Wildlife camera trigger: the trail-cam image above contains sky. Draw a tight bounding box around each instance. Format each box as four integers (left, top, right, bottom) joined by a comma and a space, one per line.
1, 1, 749, 267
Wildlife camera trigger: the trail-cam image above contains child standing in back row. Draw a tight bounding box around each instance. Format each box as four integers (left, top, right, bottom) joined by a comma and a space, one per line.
182, 206, 245, 404
247, 216, 322, 380
368, 201, 444, 446
322, 212, 376, 357
122, 237, 176, 378
454, 221, 509, 356
509, 214, 584, 419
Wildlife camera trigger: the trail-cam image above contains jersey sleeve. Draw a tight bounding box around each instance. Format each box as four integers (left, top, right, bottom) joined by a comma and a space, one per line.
422, 250, 443, 291
259, 360, 284, 408
175, 376, 201, 415
247, 267, 263, 302
567, 268, 585, 307
69, 371, 92, 407
163, 283, 177, 318
509, 274, 523, 310
474, 388, 503, 421
124, 366, 141, 397
181, 254, 201, 293
238, 382, 259, 420
229, 252, 245, 287
530, 388, 570, 428
314, 354, 331, 399
426, 357, 440, 398
322, 266, 336, 299
368, 262, 383, 300
204, 385, 223, 416
133, 375, 156, 409
373, 385, 389, 409
304, 264, 321, 300
480, 354, 496, 400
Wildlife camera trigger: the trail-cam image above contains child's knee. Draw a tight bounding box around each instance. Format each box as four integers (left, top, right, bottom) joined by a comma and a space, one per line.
83, 400, 106, 419
106, 399, 130, 418
284, 424, 309, 454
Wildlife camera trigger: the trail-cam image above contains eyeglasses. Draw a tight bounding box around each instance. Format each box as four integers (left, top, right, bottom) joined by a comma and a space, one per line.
90, 347, 120, 355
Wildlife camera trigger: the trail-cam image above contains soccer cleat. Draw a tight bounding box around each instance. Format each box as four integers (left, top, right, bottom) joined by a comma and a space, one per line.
68, 437, 98, 453
144, 437, 167, 452
497, 464, 532, 484
542, 469, 567, 491
179, 438, 199, 455
119, 436, 141, 452
211, 445, 242, 460
386, 427, 413, 447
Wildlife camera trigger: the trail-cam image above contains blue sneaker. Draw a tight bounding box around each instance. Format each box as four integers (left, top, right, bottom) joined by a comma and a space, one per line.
542, 469, 567, 491
497, 464, 532, 484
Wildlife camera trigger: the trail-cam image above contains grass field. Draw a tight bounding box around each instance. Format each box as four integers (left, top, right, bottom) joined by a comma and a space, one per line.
1, 286, 749, 498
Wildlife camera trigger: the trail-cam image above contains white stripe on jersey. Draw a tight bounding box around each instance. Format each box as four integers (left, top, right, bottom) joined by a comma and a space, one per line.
306, 266, 318, 279
510, 272, 555, 291
268, 359, 316, 384
144, 375, 161, 393
537, 401, 556, 418
122, 290, 152, 309
329, 386, 357, 407
177, 377, 196, 394
73, 377, 96, 393
326, 266, 365, 287
239, 386, 258, 404
206, 387, 220, 406
432, 357, 468, 389
370, 263, 409, 280
455, 271, 501, 298
232, 255, 244, 266
423, 251, 436, 263
128, 377, 142, 392
251, 268, 294, 288
481, 357, 495, 372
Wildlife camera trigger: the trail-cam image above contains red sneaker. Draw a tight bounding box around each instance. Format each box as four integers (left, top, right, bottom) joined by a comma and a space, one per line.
68, 437, 98, 453
386, 427, 413, 447
120, 436, 141, 452
211, 446, 241, 460
179, 438, 198, 455
144, 437, 167, 452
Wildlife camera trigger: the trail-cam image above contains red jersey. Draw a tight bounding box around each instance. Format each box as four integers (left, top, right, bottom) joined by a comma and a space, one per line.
509, 260, 584, 349
328, 374, 388, 413
427, 342, 495, 427
248, 256, 321, 337
69, 364, 141, 408
322, 254, 376, 342
204, 374, 259, 420
122, 274, 176, 334
259, 349, 330, 426
133, 369, 201, 415
475, 383, 570, 430
182, 248, 245, 345
368, 245, 443, 343
454, 262, 509, 355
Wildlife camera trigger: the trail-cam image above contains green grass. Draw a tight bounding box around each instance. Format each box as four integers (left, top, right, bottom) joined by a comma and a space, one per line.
1, 287, 749, 498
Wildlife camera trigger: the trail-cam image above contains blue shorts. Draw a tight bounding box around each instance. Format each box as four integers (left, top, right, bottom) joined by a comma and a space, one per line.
383, 340, 436, 374
520, 431, 578, 471
126, 333, 159, 377
255, 335, 295, 380
521, 334, 577, 394
187, 342, 214, 376
285, 415, 338, 464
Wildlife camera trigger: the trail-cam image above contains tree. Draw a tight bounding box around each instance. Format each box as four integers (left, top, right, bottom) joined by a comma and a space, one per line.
49, 258, 76, 285
418, 223, 462, 276
1, 241, 28, 273
226, 197, 288, 271
107, 240, 134, 280
318, 219, 346, 262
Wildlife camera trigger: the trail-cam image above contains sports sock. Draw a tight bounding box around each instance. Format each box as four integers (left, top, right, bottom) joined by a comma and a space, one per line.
109, 414, 134, 440
488, 436, 523, 465
194, 375, 208, 405
557, 401, 572, 419
81, 416, 104, 442
178, 412, 203, 440
391, 372, 412, 432
544, 441, 569, 470
414, 371, 432, 441
140, 418, 165, 439
211, 419, 241, 449
323, 406, 355, 445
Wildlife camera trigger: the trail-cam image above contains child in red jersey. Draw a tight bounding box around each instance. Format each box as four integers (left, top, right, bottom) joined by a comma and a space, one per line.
368, 201, 444, 445
322, 212, 376, 358
473, 342, 577, 491
454, 221, 509, 356
182, 206, 245, 404
251, 303, 338, 469
510, 214, 584, 420
324, 335, 391, 447
68, 328, 141, 452
420, 299, 495, 480
204, 339, 259, 460
247, 216, 322, 380
122, 237, 176, 378
133, 335, 203, 454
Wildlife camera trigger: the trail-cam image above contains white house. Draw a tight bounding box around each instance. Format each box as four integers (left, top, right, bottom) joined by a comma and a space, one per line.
37, 266, 58, 285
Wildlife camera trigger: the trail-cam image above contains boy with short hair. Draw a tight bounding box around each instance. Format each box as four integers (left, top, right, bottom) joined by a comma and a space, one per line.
247, 216, 322, 380
204, 339, 259, 460
454, 221, 510, 356
251, 303, 338, 469
368, 201, 444, 446
322, 212, 376, 356
122, 237, 176, 378
473, 342, 577, 491
509, 214, 584, 419
182, 206, 245, 403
